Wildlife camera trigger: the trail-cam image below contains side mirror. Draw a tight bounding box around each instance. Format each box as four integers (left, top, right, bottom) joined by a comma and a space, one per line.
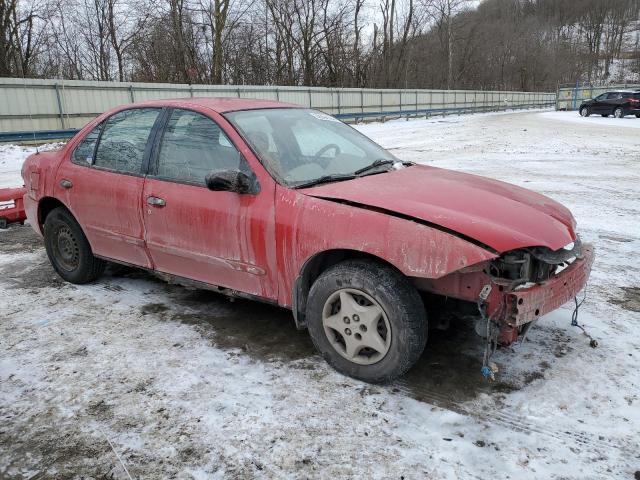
205, 170, 256, 194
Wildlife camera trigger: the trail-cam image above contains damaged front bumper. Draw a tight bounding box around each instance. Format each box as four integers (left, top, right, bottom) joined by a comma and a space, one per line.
415, 242, 596, 346
507, 243, 595, 326
494, 243, 595, 345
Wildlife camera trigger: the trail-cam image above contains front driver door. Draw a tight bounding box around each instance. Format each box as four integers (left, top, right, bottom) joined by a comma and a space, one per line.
591, 93, 607, 114
141, 108, 277, 300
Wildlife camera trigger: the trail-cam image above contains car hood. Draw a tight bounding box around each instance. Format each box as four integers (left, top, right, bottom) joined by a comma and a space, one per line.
300, 165, 577, 253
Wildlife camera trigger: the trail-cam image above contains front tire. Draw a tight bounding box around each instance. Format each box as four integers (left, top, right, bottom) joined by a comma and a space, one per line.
306, 260, 427, 383
614, 107, 625, 118
43, 207, 105, 284
579, 107, 590, 117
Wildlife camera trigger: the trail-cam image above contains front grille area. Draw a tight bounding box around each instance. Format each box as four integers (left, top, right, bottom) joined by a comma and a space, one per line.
486, 237, 581, 288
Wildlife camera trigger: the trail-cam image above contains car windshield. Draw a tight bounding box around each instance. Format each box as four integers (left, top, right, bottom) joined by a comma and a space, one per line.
225, 108, 398, 186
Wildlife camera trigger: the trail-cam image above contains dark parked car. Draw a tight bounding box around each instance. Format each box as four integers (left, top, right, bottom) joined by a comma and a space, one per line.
579, 90, 640, 118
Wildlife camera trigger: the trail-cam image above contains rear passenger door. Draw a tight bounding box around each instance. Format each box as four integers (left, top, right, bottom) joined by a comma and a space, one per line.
604, 92, 623, 113
141, 108, 278, 300
56, 108, 162, 267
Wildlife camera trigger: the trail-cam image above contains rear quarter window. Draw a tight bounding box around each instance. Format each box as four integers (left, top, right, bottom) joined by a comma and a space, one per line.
71, 123, 103, 166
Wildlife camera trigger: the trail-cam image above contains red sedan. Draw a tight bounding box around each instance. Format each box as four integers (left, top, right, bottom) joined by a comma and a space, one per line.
21, 98, 594, 382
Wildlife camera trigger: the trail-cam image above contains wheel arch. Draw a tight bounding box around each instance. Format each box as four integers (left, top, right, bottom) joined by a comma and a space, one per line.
38, 196, 70, 231
292, 249, 402, 330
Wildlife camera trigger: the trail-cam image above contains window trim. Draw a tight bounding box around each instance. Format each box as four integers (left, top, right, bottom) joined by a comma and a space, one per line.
70, 106, 165, 178
71, 121, 105, 168
146, 107, 257, 190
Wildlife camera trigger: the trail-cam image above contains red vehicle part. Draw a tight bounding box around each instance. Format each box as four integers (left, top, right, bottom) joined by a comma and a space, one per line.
19, 97, 595, 354
0, 187, 27, 228
415, 243, 595, 346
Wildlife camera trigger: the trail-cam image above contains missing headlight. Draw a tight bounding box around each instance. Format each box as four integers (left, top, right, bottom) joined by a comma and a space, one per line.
487, 239, 582, 287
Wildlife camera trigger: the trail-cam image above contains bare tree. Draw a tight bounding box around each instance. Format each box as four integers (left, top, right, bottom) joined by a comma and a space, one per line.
2, 0, 639, 92
425, 0, 471, 89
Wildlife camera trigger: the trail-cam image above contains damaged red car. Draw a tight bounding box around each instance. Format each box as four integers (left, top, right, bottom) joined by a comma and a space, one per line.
21, 98, 595, 382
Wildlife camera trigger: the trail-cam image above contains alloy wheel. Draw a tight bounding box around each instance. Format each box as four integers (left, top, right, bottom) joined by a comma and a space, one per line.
322, 288, 391, 365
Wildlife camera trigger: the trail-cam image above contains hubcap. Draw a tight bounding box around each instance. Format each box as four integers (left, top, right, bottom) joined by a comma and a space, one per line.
615, 109, 623, 118
580, 108, 587, 117
322, 288, 391, 365
54, 226, 80, 271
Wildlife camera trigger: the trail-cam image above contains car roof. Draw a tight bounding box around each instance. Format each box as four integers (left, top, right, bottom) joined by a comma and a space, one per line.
116, 97, 303, 113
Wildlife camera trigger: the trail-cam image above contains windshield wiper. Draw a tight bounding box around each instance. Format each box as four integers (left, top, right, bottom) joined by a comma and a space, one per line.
353, 158, 415, 177
353, 158, 403, 176
293, 173, 356, 189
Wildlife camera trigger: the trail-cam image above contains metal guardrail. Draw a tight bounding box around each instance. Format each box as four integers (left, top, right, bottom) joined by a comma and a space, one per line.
0, 77, 555, 141
0, 128, 79, 143
0, 102, 554, 143
335, 102, 554, 120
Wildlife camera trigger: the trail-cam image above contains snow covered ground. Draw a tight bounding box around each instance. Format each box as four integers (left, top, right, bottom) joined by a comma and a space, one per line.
1, 110, 639, 479
0, 143, 62, 188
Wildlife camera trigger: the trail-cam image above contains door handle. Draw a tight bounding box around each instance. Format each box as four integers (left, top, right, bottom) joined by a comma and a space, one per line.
59, 179, 73, 189
147, 196, 166, 207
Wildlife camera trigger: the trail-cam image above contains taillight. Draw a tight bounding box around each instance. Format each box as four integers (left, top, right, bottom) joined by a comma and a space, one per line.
627, 98, 640, 103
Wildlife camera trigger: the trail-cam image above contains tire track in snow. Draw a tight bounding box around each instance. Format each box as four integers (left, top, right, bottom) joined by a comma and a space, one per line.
391, 383, 638, 457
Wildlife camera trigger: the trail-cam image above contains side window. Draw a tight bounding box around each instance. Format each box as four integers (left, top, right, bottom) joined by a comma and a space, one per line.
606, 92, 622, 100
72, 123, 102, 166
94, 108, 160, 174
156, 109, 243, 185
595, 94, 607, 101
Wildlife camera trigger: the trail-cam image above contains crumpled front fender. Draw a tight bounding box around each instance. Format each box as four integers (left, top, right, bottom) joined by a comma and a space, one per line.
276, 187, 497, 307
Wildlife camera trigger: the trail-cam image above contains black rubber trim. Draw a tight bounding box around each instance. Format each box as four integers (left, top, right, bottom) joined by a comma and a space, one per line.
307, 195, 499, 255
143, 107, 171, 175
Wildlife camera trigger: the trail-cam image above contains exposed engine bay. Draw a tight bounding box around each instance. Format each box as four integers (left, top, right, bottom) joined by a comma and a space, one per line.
487, 237, 582, 287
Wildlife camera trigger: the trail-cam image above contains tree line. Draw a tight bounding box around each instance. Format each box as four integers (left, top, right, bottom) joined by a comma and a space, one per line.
1, 0, 639, 91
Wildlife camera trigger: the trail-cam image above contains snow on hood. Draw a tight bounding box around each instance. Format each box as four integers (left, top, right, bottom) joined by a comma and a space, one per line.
300, 164, 577, 253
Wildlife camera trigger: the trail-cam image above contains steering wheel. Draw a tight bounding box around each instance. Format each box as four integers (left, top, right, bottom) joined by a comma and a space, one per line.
313, 144, 341, 164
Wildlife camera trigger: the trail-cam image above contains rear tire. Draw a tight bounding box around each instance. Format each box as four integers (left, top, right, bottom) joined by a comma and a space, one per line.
614, 107, 624, 118
306, 260, 427, 383
43, 207, 105, 284
635, 114, 640, 118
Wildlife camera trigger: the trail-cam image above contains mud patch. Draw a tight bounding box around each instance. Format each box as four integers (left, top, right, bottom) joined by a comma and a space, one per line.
169, 294, 315, 363
394, 316, 520, 403
140, 302, 170, 316
0, 223, 43, 253
0, 254, 66, 291
86, 399, 114, 419
608, 287, 640, 313
0, 425, 112, 480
